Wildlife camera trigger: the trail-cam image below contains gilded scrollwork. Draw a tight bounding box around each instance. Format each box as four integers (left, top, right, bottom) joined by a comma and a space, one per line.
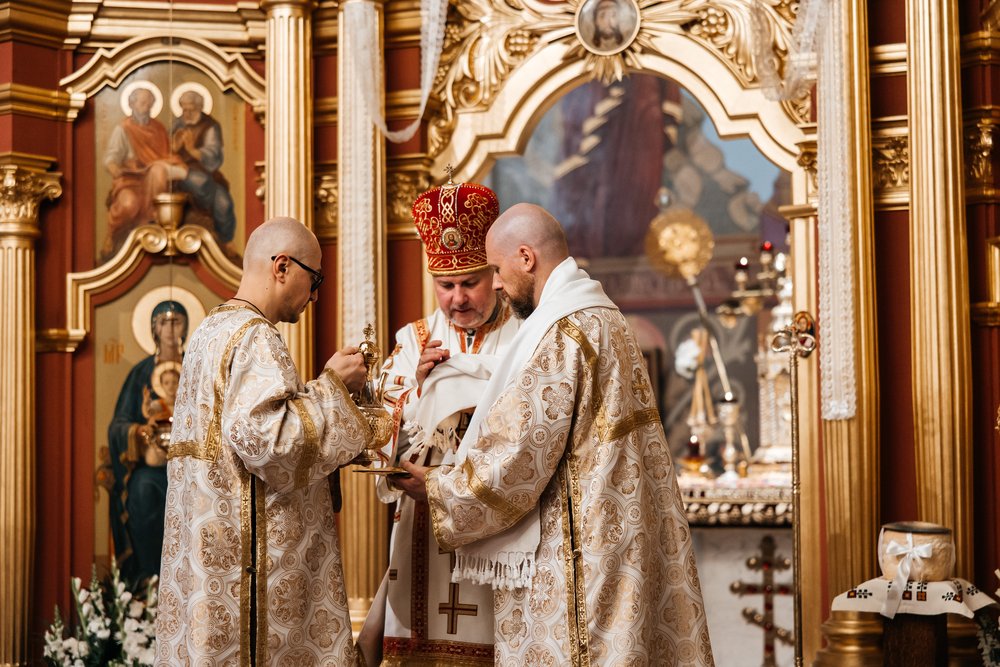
387, 170, 431, 230
873, 136, 909, 192
683, 0, 796, 81
315, 172, 338, 239
429, 0, 548, 156
0, 164, 62, 229
965, 119, 994, 186
429, 0, 806, 156
796, 141, 817, 201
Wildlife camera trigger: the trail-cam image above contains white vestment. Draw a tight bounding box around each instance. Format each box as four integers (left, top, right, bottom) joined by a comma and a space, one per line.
155, 304, 371, 666
426, 261, 715, 666
367, 304, 519, 665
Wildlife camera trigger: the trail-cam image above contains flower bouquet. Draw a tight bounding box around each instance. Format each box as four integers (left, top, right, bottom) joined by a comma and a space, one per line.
43, 559, 157, 667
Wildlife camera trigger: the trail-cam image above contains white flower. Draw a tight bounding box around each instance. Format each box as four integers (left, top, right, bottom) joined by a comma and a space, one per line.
129, 600, 145, 619
674, 337, 702, 379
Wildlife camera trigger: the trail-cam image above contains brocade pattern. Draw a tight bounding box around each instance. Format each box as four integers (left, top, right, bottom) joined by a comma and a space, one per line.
426, 308, 714, 666
156, 305, 370, 665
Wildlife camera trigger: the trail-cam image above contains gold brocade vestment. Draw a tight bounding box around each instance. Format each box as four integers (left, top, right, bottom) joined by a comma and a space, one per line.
426, 307, 715, 666
155, 304, 370, 666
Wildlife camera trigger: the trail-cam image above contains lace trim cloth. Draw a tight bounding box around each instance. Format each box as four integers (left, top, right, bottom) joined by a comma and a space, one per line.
753, 0, 856, 419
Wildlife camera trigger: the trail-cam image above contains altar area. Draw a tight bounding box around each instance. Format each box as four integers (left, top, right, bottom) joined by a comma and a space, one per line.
3, 1, 1000, 665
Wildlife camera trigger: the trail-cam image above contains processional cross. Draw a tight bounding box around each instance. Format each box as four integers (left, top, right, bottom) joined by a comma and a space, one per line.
730, 535, 794, 666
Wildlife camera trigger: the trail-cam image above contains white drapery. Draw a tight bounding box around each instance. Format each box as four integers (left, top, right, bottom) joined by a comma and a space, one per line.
339, 0, 448, 343
753, 0, 855, 420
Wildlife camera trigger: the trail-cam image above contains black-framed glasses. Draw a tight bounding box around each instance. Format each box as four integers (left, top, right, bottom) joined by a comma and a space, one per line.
272, 255, 325, 292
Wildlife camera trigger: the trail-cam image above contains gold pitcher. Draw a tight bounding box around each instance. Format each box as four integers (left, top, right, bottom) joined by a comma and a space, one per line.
350, 324, 395, 469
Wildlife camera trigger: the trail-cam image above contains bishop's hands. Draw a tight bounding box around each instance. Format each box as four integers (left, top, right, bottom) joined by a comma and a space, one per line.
394, 461, 430, 502
416, 340, 450, 390
325, 346, 367, 394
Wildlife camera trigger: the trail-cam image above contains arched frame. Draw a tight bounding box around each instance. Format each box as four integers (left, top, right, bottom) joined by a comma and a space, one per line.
50, 35, 265, 347
60, 34, 265, 114
428, 3, 826, 658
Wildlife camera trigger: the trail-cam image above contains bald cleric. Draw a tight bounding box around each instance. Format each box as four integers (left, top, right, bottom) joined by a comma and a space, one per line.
399, 204, 715, 665
155, 217, 373, 665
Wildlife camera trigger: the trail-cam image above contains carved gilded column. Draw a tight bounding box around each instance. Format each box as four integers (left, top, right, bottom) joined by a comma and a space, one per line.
338, 0, 389, 630
0, 157, 60, 666
263, 0, 315, 376
906, 0, 973, 575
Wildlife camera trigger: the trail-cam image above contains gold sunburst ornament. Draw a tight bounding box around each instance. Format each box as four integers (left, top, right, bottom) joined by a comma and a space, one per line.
644, 199, 715, 280
564, 0, 698, 84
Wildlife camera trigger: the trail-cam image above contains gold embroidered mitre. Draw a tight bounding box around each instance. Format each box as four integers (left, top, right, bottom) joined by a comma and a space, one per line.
412, 177, 500, 276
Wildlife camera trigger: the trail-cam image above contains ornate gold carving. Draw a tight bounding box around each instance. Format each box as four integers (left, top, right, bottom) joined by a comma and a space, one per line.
387, 169, 430, 237
60, 35, 265, 112
431, 1, 805, 178
795, 138, 818, 204
681, 485, 792, 526
984, 0, 1000, 32
965, 118, 994, 185
63, 220, 240, 353
963, 109, 1000, 203
871, 122, 911, 210
430, 0, 811, 156
65, 2, 267, 48
683, 0, 795, 83
873, 136, 909, 189
0, 162, 62, 233
315, 171, 338, 241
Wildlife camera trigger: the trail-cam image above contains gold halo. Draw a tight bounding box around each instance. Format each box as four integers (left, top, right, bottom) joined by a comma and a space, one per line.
644, 207, 715, 280
170, 82, 215, 117
150, 360, 183, 398
119, 81, 164, 119
131, 286, 207, 355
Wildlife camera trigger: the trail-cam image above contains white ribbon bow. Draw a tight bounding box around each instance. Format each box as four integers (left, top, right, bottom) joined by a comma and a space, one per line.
882, 534, 934, 618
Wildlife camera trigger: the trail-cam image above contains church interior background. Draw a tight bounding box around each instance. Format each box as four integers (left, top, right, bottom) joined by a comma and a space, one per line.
2, 0, 999, 664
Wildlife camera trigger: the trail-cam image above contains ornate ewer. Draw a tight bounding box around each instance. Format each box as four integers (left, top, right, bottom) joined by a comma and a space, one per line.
349, 324, 395, 471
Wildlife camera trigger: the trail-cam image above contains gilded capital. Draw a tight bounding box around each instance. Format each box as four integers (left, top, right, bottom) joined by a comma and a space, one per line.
315, 172, 338, 237
0, 164, 62, 239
